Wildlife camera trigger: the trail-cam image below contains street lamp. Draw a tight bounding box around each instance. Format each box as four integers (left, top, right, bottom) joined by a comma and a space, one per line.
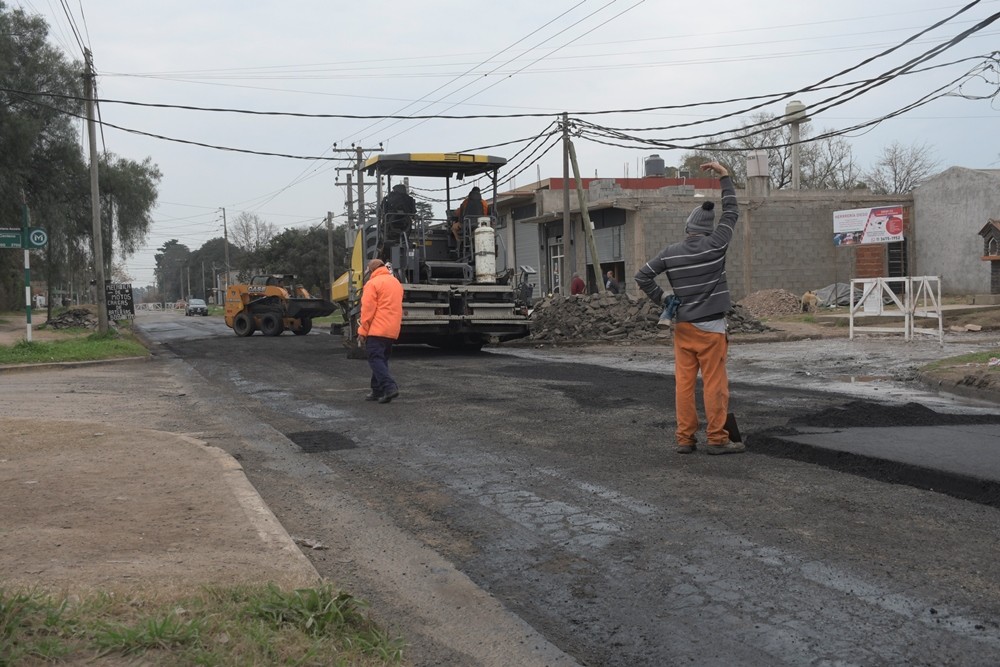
785, 100, 809, 190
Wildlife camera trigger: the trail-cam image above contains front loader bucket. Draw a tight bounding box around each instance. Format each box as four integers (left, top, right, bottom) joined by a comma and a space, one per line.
285, 298, 336, 320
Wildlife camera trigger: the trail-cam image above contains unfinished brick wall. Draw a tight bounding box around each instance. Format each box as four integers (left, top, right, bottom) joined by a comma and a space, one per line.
854, 245, 886, 278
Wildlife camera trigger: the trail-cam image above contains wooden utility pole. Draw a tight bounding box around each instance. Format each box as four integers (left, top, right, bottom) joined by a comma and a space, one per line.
566, 138, 607, 294
84, 48, 108, 333
562, 113, 575, 277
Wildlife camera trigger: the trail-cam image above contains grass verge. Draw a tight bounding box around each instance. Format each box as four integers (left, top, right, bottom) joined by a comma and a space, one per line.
0, 329, 147, 365
920, 348, 1000, 372
0, 583, 404, 666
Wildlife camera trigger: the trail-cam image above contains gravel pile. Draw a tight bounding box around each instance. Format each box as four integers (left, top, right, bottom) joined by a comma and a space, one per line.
528, 293, 771, 343
737, 289, 802, 319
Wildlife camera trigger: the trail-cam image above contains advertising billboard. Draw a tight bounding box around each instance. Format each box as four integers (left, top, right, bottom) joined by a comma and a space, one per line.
832, 206, 904, 246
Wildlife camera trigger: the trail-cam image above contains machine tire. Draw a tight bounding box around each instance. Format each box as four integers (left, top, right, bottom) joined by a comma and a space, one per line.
260, 311, 284, 337
293, 317, 313, 335
233, 312, 255, 337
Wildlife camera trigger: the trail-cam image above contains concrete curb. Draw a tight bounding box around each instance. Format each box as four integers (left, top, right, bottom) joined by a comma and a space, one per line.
191, 437, 320, 582
0, 355, 149, 375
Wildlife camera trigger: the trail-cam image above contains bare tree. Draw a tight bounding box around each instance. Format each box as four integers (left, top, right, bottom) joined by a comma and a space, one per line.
801, 135, 861, 189
230, 212, 277, 254
863, 141, 939, 194
681, 113, 858, 190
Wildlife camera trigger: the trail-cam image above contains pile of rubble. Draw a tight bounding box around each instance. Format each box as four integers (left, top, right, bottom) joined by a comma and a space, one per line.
527, 293, 771, 343
736, 289, 802, 320
529, 293, 662, 342
40, 306, 115, 331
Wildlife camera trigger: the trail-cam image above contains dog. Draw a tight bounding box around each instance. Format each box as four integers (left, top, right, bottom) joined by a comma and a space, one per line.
801, 290, 819, 314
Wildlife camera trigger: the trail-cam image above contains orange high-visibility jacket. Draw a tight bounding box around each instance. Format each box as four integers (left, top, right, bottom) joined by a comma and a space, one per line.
358, 266, 403, 339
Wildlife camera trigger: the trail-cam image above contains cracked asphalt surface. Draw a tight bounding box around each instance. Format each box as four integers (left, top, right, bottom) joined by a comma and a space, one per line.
140, 312, 1000, 666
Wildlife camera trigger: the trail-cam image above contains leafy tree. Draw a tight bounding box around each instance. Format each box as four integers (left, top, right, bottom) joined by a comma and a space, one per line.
863, 141, 939, 194
257, 225, 348, 296
189, 237, 240, 301
98, 154, 162, 274
0, 2, 86, 309
153, 240, 191, 302
0, 3, 160, 311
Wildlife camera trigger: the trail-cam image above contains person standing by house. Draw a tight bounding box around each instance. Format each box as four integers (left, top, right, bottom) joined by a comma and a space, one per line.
604, 270, 620, 294
635, 161, 743, 455
570, 272, 586, 295
358, 258, 404, 404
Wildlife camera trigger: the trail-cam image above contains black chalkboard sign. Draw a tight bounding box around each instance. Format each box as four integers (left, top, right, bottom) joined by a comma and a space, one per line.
105, 282, 135, 320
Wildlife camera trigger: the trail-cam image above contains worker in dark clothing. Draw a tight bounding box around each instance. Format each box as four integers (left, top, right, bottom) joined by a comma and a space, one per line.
380, 183, 417, 243
453, 186, 489, 244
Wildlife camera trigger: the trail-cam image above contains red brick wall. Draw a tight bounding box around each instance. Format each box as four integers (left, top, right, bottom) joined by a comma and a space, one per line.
854, 245, 886, 279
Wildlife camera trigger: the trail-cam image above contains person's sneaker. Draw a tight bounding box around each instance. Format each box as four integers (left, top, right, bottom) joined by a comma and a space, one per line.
364, 392, 381, 402
706, 442, 746, 455
378, 389, 400, 404
675, 443, 696, 454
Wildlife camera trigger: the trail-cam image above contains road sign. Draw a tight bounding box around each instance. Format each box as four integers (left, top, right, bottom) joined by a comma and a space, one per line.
0, 228, 22, 249
26, 228, 47, 248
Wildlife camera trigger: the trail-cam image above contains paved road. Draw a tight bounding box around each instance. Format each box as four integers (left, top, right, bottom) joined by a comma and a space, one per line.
141, 312, 1000, 666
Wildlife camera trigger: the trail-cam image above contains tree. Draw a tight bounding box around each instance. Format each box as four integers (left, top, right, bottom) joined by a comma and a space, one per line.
863, 141, 939, 194
257, 225, 348, 296
230, 211, 277, 276
0, 4, 161, 311
0, 3, 86, 309
98, 154, 162, 274
681, 112, 859, 190
153, 240, 191, 302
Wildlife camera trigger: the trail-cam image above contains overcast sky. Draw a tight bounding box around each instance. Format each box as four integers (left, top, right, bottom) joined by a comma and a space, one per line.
15, 0, 1000, 287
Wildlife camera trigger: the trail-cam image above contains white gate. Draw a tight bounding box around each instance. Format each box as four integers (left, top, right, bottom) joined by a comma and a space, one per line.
849, 276, 942, 344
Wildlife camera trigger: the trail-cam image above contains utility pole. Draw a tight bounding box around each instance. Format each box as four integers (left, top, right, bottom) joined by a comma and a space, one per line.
566, 137, 607, 294
326, 211, 335, 292
331, 144, 383, 230
84, 48, 108, 333
186, 264, 191, 300
562, 113, 575, 277
221, 207, 230, 296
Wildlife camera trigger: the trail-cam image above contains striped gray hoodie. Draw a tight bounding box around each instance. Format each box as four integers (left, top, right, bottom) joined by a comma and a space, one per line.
634, 176, 739, 323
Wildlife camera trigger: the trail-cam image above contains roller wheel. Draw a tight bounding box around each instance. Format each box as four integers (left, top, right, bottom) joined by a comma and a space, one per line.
293, 317, 313, 335
233, 312, 255, 337
260, 312, 284, 337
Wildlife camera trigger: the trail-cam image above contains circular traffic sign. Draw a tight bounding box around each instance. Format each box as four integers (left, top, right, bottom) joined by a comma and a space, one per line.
27, 228, 47, 248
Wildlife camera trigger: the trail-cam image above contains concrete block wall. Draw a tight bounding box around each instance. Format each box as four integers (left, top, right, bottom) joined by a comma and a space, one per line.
633, 191, 904, 301
912, 167, 1000, 294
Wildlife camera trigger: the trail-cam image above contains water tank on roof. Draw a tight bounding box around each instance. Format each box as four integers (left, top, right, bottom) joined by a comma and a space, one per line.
644, 154, 666, 177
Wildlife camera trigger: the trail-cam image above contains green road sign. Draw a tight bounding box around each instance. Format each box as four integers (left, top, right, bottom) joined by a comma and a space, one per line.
0, 228, 22, 249
26, 228, 47, 248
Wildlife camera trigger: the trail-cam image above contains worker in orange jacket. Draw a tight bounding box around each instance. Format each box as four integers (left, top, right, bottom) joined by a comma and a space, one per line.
358, 258, 404, 403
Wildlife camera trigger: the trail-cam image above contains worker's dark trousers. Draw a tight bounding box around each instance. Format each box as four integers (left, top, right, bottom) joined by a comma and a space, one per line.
366, 336, 398, 397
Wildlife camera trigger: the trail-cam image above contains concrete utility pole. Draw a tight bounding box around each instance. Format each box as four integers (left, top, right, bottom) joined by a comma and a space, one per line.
326, 211, 335, 291
221, 207, 230, 296
332, 145, 383, 230
566, 138, 607, 294
562, 113, 575, 277
83, 48, 108, 333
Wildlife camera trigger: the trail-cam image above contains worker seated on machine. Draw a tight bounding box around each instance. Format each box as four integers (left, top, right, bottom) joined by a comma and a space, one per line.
380, 183, 416, 243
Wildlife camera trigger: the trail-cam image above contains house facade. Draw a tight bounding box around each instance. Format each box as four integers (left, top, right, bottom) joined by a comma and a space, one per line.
492, 175, 915, 302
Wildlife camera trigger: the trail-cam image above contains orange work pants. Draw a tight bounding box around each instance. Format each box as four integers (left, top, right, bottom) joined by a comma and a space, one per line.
672, 321, 730, 445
